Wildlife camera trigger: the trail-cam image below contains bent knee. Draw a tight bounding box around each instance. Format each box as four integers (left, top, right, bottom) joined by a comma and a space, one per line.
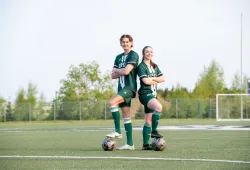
109, 99, 116, 106
155, 104, 162, 112
122, 111, 131, 118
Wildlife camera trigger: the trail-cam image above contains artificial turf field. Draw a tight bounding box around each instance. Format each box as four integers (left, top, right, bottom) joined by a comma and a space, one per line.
0, 119, 249, 170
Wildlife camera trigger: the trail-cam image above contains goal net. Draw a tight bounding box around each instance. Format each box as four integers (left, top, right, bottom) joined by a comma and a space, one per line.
216, 94, 250, 121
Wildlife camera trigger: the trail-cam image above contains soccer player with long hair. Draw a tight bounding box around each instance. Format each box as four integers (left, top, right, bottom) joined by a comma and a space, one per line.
137, 46, 165, 150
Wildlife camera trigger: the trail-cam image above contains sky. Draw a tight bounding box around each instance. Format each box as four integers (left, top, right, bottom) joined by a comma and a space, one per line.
0, 0, 250, 102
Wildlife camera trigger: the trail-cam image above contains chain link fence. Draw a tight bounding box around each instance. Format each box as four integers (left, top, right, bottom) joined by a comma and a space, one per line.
0, 98, 223, 122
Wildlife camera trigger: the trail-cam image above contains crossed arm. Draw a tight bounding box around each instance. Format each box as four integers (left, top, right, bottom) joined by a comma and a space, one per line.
111, 64, 165, 86
141, 76, 165, 85
111, 64, 135, 79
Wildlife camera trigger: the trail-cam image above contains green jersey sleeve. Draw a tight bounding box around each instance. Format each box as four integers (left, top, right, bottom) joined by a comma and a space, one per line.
138, 65, 147, 80
127, 51, 139, 66
155, 65, 163, 77
113, 55, 119, 68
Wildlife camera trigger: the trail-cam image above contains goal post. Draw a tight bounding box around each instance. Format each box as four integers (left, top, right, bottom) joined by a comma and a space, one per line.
216, 94, 250, 121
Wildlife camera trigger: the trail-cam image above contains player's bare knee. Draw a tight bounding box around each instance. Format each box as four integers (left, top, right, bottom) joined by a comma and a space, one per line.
109, 99, 115, 106
155, 104, 162, 112
122, 112, 130, 118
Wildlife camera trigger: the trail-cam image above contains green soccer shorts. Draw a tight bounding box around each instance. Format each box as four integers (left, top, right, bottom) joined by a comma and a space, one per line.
117, 89, 136, 108
139, 93, 155, 113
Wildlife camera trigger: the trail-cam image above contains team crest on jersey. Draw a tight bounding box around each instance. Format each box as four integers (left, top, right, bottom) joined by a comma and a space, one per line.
118, 55, 127, 68
119, 63, 126, 68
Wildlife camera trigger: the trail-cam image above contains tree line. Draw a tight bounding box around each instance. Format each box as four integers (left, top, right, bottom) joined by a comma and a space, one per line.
0, 60, 248, 121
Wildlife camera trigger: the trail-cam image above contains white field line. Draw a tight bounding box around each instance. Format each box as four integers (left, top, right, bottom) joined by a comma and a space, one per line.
0, 156, 249, 164
0, 125, 249, 132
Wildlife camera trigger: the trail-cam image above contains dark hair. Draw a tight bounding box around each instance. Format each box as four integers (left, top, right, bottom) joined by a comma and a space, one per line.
142, 46, 156, 68
120, 34, 133, 47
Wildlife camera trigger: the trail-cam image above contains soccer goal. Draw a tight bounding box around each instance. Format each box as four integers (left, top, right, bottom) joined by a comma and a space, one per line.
216, 94, 250, 121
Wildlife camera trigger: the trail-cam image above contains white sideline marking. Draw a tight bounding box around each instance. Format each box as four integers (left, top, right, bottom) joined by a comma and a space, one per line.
0, 156, 249, 164
0, 125, 249, 132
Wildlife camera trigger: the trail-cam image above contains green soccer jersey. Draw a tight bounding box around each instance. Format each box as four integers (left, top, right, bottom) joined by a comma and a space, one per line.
113, 50, 139, 92
138, 62, 163, 97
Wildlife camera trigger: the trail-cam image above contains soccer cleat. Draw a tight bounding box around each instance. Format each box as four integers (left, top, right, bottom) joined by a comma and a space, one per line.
142, 144, 153, 150
151, 130, 163, 138
117, 144, 135, 150
106, 132, 122, 139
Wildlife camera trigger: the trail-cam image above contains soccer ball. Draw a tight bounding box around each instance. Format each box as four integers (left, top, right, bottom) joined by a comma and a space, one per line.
152, 138, 166, 151
102, 138, 116, 151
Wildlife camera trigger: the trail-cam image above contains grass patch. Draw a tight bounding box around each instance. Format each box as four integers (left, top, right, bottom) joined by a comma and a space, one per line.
0, 120, 249, 170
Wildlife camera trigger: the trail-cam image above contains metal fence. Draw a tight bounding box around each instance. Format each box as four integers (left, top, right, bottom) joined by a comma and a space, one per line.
0, 98, 220, 122
164, 98, 217, 119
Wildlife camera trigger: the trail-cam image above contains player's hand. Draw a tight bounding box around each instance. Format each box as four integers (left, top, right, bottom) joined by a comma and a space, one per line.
112, 68, 118, 75
111, 69, 119, 79
113, 68, 117, 73
111, 72, 118, 77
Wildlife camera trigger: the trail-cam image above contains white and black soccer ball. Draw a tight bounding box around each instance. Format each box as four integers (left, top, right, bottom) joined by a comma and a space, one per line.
152, 138, 166, 151
102, 138, 116, 151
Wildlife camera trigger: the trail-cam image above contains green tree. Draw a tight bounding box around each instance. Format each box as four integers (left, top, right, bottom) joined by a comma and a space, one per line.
157, 88, 168, 100
0, 97, 5, 103
0, 97, 6, 122
185, 105, 192, 118
27, 82, 37, 103
166, 84, 191, 118
14, 83, 38, 121
14, 88, 28, 121
59, 61, 115, 101
6, 102, 14, 121
55, 61, 115, 120
192, 60, 225, 98
27, 82, 38, 120
168, 83, 190, 98
229, 72, 247, 94
190, 60, 226, 118
36, 92, 50, 120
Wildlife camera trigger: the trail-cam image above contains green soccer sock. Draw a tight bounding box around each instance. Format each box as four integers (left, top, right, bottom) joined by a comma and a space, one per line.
110, 106, 121, 134
152, 111, 160, 132
143, 123, 152, 145
124, 117, 133, 146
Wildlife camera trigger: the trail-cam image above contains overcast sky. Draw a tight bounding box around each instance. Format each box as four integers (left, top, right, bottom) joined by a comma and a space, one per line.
1, 0, 250, 102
